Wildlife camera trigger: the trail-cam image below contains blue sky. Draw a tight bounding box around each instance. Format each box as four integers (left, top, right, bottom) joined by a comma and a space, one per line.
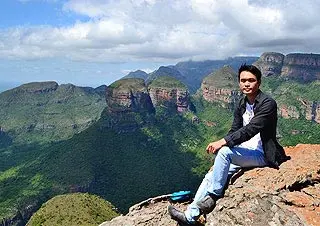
1, 0, 320, 91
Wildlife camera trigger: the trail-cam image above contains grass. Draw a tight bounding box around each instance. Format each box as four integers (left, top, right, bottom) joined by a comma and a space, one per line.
27, 193, 119, 226
108, 78, 147, 91
149, 76, 187, 89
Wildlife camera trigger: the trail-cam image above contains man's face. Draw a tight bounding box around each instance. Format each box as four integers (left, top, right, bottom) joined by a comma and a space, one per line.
239, 71, 260, 97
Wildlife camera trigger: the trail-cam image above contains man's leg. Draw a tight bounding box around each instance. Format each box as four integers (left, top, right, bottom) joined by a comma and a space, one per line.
184, 163, 240, 223
185, 146, 266, 223
208, 146, 266, 196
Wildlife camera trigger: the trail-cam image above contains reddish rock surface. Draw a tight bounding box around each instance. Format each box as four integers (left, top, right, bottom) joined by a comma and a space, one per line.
201, 66, 241, 108
105, 78, 154, 113
100, 144, 320, 226
149, 87, 189, 112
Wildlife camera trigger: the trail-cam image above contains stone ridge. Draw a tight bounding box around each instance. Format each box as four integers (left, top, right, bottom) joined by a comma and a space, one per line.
100, 144, 320, 226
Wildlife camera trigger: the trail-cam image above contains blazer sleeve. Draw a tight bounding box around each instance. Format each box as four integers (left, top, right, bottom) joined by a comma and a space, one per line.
224, 97, 277, 147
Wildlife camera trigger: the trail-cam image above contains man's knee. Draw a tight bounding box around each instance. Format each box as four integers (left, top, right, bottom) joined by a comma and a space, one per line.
217, 146, 232, 158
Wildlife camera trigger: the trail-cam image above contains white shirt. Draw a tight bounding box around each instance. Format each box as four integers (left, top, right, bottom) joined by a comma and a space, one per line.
236, 102, 264, 153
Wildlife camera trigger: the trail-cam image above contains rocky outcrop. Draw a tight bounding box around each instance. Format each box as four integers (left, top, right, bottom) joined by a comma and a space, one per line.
201, 66, 242, 108
100, 144, 320, 226
148, 76, 190, 112
281, 54, 320, 82
104, 77, 192, 132
254, 52, 320, 82
104, 79, 156, 133
148, 88, 189, 112
299, 99, 320, 123
254, 52, 285, 77
279, 105, 300, 119
106, 78, 154, 113
106, 77, 190, 113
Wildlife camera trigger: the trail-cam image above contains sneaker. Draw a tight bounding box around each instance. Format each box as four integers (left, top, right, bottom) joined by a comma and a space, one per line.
196, 194, 218, 214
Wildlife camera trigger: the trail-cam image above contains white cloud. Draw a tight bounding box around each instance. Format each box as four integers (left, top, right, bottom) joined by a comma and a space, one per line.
1, 0, 320, 63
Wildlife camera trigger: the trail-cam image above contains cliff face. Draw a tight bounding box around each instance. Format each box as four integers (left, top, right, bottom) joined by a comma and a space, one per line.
276, 95, 320, 124
147, 73, 190, 112
279, 105, 300, 119
104, 77, 191, 132
106, 78, 154, 113
148, 88, 189, 112
254, 52, 320, 82
100, 144, 320, 226
281, 53, 320, 82
106, 77, 190, 114
299, 99, 320, 123
253, 52, 285, 77
201, 66, 242, 108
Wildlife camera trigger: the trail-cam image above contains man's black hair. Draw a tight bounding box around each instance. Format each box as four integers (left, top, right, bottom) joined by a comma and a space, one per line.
238, 64, 262, 82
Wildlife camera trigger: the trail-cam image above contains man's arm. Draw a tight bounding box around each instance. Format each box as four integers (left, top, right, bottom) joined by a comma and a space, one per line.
224, 97, 277, 147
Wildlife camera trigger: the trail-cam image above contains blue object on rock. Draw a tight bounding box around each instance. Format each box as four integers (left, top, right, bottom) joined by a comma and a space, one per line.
170, 190, 192, 202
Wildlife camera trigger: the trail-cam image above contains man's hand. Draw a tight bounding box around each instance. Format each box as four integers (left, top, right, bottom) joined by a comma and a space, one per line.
206, 138, 227, 154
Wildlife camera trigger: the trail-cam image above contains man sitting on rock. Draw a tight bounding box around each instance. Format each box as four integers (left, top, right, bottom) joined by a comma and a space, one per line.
168, 64, 288, 225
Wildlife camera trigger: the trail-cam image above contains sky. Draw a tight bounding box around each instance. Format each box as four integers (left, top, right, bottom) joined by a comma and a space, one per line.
1, 0, 320, 91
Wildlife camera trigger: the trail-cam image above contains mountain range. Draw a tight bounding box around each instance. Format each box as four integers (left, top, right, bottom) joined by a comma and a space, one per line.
0, 52, 319, 226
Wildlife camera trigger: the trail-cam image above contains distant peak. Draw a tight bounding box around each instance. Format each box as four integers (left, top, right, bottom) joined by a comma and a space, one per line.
16, 81, 58, 93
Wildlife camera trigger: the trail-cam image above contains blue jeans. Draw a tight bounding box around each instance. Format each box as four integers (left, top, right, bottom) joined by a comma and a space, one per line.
185, 146, 267, 223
